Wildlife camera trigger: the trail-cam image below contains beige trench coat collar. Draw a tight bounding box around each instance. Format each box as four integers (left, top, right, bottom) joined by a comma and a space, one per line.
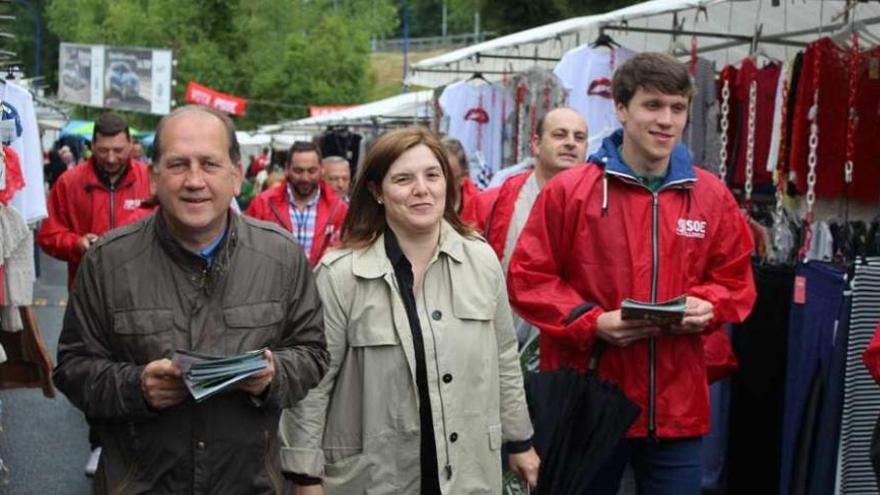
350, 221, 466, 280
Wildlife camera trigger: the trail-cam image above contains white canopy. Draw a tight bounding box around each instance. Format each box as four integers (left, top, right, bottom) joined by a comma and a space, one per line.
273, 90, 434, 130
408, 0, 880, 87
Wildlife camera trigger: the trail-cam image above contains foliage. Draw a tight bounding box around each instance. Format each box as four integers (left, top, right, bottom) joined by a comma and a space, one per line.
44, 0, 398, 128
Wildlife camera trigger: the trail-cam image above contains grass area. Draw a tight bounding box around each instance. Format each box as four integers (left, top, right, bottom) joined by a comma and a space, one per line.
368, 49, 446, 101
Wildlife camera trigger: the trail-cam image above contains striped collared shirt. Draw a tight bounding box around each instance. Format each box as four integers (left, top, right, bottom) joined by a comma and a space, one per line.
287, 184, 320, 255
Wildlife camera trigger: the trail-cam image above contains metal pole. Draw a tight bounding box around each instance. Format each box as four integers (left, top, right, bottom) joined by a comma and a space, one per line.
442, 0, 448, 40
401, 0, 410, 93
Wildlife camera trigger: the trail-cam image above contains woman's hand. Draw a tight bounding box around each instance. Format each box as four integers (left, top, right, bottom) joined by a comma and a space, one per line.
508, 447, 540, 489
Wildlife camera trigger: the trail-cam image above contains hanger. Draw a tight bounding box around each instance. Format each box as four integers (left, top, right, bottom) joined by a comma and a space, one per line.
467, 72, 488, 84
590, 31, 620, 50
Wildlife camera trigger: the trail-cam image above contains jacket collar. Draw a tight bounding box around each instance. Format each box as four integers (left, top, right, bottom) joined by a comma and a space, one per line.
351, 220, 465, 279
154, 209, 238, 286
87, 157, 135, 189
588, 129, 697, 190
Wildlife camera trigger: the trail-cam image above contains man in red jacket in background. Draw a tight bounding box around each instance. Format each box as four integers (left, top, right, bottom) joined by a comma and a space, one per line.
38, 112, 153, 291
507, 53, 756, 494
245, 141, 347, 267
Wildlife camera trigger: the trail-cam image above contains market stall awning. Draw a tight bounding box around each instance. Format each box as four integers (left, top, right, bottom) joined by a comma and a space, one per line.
272, 90, 434, 130
408, 0, 880, 87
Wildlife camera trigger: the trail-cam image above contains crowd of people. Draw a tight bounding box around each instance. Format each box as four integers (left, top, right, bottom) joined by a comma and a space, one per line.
36, 52, 880, 495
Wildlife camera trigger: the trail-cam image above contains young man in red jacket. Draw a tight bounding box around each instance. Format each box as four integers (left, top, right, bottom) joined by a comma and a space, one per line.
507, 53, 756, 494
38, 112, 153, 291
245, 141, 347, 267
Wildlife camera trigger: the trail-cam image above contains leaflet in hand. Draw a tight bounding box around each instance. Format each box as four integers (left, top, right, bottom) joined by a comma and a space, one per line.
620, 295, 687, 326
172, 348, 268, 402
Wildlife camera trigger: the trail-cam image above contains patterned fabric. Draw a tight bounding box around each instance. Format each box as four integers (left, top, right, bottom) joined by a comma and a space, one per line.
288, 184, 320, 256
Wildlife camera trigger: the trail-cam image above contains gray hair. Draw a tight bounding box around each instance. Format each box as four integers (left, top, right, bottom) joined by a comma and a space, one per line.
322, 155, 350, 167
151, 105, 241, 164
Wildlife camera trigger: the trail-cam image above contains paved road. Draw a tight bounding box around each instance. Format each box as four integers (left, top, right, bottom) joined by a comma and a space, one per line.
0, 250, 91, 494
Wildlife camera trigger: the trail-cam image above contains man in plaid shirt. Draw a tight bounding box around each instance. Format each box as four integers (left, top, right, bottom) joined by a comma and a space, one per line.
246, 141, 348, 266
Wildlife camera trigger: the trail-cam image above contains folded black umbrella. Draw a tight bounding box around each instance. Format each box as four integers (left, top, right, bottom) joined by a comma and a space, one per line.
525, 341, 641, 495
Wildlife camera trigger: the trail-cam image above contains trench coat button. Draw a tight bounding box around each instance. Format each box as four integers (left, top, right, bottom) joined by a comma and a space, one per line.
449, 432, 458, 442
431, 310, 442, 321
197, 441, 206, 450
442, 373, 453, 383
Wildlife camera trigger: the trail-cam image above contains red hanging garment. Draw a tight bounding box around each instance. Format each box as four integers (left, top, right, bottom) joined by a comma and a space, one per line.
0, 146, 25, 205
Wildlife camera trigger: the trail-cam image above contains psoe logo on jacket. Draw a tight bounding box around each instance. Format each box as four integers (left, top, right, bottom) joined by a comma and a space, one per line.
676, 218, 707, 239
123, 199, 143, 211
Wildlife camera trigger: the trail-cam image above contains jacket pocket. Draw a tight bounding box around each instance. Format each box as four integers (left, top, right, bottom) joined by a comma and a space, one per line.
112, 309, 174, 364
488, 424, 502, 451
348, 323, 400, 347
223, 301, 285, 354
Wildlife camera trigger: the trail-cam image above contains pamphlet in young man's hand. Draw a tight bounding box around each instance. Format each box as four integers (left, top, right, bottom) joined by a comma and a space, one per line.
620, 295, 687, 326
172, 348, 268, 402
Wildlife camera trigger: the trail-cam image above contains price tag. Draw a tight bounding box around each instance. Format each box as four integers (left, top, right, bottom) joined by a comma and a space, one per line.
793, 275, 807, 304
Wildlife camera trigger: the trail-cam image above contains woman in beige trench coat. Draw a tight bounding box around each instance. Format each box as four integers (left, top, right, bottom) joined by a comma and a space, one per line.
280, 127, 539, 494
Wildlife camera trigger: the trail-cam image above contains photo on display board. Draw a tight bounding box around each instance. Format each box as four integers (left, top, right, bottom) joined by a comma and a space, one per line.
58, 44, 93, 106
103, 48, 154, 114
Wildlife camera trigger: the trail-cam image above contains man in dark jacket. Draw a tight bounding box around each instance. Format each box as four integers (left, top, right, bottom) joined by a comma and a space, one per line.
53, 105, 329, 494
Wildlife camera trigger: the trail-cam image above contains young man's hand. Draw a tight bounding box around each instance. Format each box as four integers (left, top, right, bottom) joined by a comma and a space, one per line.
141, 359, 188, 409
668, 296, 714, 335
596, 310, 660, 346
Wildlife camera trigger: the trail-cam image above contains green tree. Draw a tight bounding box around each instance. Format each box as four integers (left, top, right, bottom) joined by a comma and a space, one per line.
45, 0, 396, 127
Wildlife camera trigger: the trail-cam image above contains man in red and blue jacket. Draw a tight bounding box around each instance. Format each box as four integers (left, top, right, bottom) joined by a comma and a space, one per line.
507, 53, 756, 494
38, 113, 153, 291
245, 141, 347, 267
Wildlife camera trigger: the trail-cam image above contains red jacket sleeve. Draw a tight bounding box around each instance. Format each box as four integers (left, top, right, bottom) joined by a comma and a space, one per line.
687, 190, 757, 325
863, 322, 880, 385
461, 187, 500, 233
36, 178, 82, 264
244, 193, 272, 222
507, 181, 601, 351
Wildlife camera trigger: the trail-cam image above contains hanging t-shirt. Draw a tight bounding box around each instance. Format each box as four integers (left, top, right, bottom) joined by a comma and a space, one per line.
731, 58, 780, 188
439, 81, 513, 184
789, 37, 848, 200
553, 44, 636, 155
684, 57, 721, 172
1, 82, 46, 223
851, 45, 880, 203
718, 65, 740, 185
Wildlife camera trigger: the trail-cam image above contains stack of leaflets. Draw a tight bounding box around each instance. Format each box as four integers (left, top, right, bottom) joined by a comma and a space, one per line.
172, 348, 267, 402
620, 295, 687, 326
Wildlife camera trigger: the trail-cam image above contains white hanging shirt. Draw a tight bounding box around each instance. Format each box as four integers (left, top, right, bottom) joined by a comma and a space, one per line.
439, 81, 513, 181
1, 82, 46, 223
553, 45, 636, 156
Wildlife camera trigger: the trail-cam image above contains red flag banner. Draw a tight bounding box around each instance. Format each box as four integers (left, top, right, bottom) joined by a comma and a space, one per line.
185, 81, 248, 116
309, 105, 356, 117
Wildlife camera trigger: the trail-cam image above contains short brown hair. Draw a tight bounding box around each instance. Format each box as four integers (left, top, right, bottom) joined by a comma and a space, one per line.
93, 112, 130, 142
342, 127, 475, 249
612, 52, 694, 108
287, 141, 321, 164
